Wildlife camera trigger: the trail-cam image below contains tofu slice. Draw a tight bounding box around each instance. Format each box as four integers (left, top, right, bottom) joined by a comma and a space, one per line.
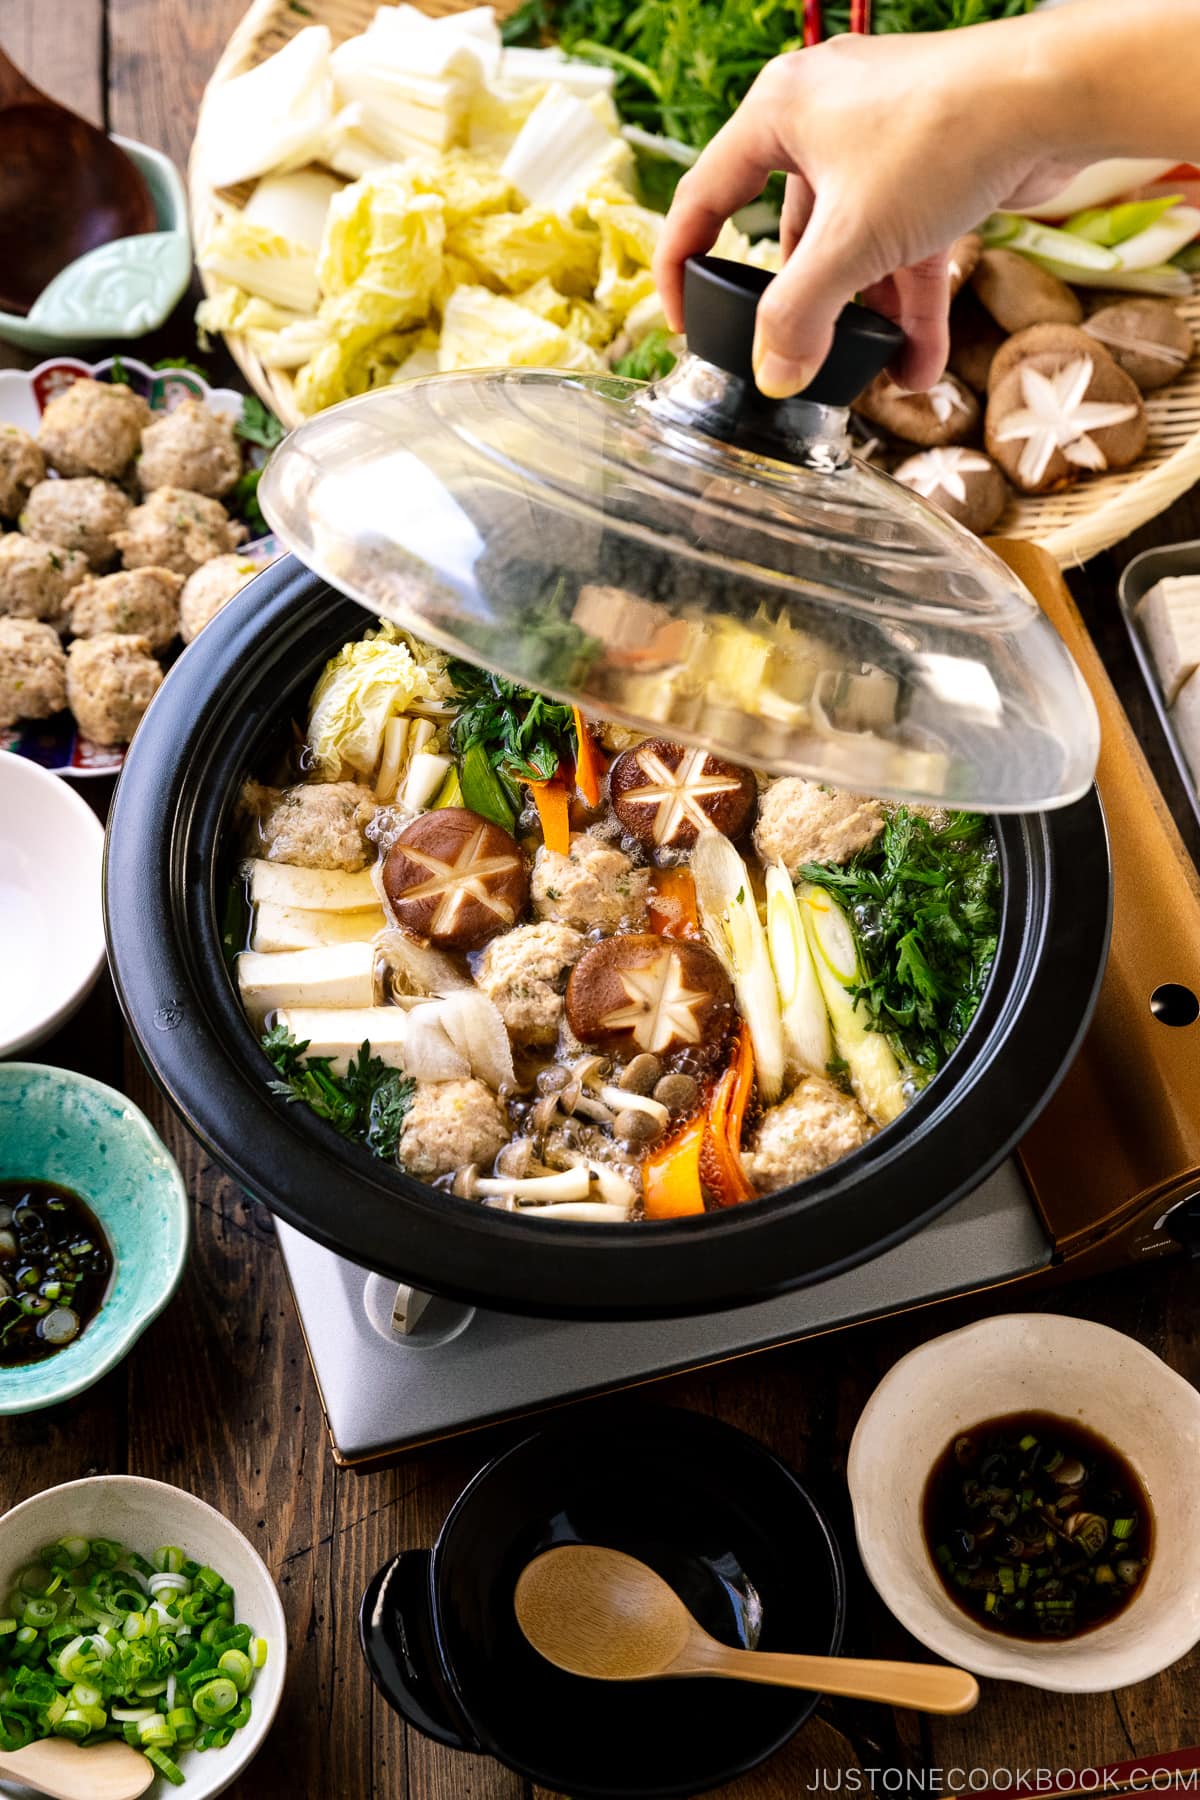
273, 1006, 408, 1076
245, 860, 379, 914
1137, 576, 1200, 704
1170, 667, 1200, 781
237, 941, 377, 1027
251, 901, 386, 953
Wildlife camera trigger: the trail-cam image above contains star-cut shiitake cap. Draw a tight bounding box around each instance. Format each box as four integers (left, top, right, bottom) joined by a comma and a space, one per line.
260, 256, 1100, 814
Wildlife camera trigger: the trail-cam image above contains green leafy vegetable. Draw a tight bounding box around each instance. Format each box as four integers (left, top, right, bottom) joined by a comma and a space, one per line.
504, 0, 1036, 151
799, 808, 1000, 1074
153, 355, 212, 379
228, 468, 268, 538
262, 1026, 414, 1159
613, 327, 679, 382
449, 663, 577, 786
235, 394, 285, 451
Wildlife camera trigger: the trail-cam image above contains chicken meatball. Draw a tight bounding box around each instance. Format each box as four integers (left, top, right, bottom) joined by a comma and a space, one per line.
113, 486, 245, 577
37, 376, 150, 480
474, 921, 588, 1045
0, 535, 88, 624
399, 1078, 510, 1179
21, 477, 131, 570
0, 618, 67, 729
68, 567, 183, 651
742, 1076, 875, 1193
532, 832, 649, 933
137, 400, 242, 499
245, 779, 378, 872
753, 778, 884, 872
65, 633, 163, 747
179, 554, 258, 643
0, 425, 45, 520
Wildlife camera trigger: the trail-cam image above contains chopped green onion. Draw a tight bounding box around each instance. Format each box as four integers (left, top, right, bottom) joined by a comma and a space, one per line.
1112, 1517, 1137, 1541
146, 1747, 186, 1786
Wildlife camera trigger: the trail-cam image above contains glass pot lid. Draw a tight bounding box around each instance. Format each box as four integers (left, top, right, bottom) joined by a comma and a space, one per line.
259, 255, 1100, 812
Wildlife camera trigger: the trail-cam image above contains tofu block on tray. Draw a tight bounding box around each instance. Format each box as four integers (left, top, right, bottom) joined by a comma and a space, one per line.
1171, 667, 1200, 781
1136, 575, 1200, 704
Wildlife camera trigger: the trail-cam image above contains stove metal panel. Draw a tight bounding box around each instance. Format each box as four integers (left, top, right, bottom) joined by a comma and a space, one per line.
277, 1157, 1051, 1464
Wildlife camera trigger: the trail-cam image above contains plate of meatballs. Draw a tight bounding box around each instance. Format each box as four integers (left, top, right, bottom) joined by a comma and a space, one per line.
0, 357, 278, 776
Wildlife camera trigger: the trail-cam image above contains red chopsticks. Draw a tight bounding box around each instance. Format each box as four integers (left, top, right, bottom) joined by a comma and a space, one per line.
802, 0, 871, 43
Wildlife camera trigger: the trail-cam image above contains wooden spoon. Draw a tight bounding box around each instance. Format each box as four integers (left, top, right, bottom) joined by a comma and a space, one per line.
514, 1545, 980, 1716
0, 48, 156, 316
0, 1737, 154, 1799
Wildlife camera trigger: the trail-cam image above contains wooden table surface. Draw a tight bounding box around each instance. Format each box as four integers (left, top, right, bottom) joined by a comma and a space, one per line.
3, 2, 1200, 1794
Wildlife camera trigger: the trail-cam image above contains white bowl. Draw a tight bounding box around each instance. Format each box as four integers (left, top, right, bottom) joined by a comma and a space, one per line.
0, 1476, 287, 1798
0, 752, 105, 1052
848, 1312, 1200, 1692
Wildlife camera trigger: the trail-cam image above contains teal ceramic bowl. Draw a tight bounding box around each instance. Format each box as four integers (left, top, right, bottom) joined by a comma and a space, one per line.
0, 138, 191, 356
0, 1064, 189, 1414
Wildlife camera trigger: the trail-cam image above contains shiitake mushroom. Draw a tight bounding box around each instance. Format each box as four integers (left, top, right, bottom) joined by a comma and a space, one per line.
381, 806, 528, 951
609, 739, 756, 850
566, 934, 734, 1059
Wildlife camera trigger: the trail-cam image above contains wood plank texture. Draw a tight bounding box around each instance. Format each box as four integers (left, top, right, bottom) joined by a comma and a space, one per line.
1, 0, 1200, 1793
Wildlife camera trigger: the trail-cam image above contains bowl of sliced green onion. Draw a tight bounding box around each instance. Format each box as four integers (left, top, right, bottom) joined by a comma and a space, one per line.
0, 1476, 286, 1794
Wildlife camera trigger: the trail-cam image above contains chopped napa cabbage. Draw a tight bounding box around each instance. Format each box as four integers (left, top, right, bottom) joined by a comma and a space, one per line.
197, 26, 335, 189
407, 147, 514, 226
195, 286, 302, 339
363, 2, 502, 82
388, 328, 442, 383
306, 622, 451, 777
314, 103, 397, 180
516, 277, 610, 347
449, 208, 600, 294
502, 85, 630, 217
253, 315, 330, 370
623, 286, 668, 341
317, 171, 444, 303
587, 195, 662, 319
437, 285, 602, 372
500, 47, 615, 97
466, 78, 546, 159
432, 250, 480, 316
243, 169, 341, 253
198, 215, 320, 314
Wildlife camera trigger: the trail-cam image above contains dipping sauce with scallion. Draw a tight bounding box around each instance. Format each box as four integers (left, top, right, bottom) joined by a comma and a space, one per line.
0, 1180, 113, 1365
923, 1412, 1152, 1639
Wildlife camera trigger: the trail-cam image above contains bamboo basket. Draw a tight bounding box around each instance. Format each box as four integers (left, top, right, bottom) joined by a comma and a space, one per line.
190, 0, 1200, 567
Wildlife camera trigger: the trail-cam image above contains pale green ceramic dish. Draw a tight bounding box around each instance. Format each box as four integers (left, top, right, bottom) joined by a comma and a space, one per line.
0, 1064, 190, 1413
0, 138, 192, 356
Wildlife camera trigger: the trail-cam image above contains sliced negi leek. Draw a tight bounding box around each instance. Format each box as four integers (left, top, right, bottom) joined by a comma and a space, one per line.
764, 861, 830, 1080
691, 829, 784, 1103
981, 213, 1119, 272
797, 882, 908, 1127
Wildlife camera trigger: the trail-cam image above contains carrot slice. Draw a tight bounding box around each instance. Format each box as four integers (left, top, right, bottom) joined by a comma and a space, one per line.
647, 865, 701, 940
572, 708, 606, 807
642, 1113, 706, 1219
528, 778, 571, 856
702, 1026, 756, 1208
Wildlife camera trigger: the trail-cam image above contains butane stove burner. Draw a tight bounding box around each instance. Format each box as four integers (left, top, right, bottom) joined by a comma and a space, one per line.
277, 1161, 1051, 1467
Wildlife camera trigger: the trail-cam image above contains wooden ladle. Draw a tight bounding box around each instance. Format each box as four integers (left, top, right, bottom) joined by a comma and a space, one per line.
0, 1736, 154, 1799
515, 1545, 980, 1716
0, 48, 156, 316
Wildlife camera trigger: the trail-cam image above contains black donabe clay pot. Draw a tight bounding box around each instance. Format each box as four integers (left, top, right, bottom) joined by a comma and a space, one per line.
358, 1407, 847, 1798
104, 554, 1111, 1319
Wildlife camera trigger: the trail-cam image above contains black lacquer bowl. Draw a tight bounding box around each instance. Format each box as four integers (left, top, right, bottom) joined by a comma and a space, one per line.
359, 1407, 847, 1798
104, 557, 1112, 1318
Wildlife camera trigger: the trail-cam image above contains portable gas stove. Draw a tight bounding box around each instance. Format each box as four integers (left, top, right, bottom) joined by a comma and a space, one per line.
276, 545, 1200, 1469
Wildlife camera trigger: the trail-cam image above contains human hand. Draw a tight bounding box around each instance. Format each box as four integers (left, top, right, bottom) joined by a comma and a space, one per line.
652, 26, 1089, 399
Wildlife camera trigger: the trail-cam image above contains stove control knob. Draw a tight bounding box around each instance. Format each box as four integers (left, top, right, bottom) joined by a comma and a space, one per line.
1157, 1192, 1200, 1258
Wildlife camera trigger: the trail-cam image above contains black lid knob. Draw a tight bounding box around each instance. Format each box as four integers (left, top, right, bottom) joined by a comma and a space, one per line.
684, 254, 904, 405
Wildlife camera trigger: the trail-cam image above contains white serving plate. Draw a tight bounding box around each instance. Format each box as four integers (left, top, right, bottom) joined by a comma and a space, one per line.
0, 356, 276, 778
